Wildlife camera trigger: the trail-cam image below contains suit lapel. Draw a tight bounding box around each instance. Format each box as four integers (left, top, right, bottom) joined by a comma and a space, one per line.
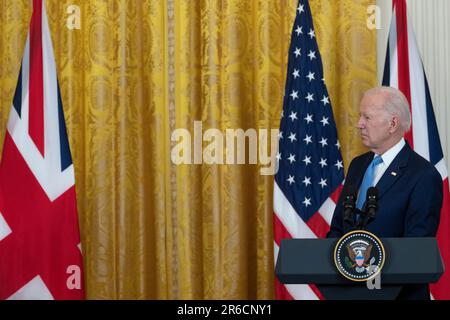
375, 143, 411, 200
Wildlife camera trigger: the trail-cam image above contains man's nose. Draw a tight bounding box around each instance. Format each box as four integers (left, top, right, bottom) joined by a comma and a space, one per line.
357, 117, 364, 129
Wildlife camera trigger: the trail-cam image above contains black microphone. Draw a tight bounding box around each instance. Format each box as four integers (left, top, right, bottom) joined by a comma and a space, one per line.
360, 187, 379, 229
342, 185, 357, 228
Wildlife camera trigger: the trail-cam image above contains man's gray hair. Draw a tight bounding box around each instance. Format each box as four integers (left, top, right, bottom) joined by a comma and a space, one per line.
364, 86, 411, 132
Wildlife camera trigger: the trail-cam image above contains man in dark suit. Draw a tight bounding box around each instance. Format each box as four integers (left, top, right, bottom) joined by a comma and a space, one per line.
327, 86, 443, 300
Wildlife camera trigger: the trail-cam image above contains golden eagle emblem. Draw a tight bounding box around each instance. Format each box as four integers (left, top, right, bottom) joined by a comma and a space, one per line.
334, 231, 385, 282
347, 244, 373, 269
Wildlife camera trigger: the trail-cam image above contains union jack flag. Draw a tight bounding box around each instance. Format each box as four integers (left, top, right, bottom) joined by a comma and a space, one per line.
383, 0, 450, 300
0, 0, 84, 299
273, 0, 344, 300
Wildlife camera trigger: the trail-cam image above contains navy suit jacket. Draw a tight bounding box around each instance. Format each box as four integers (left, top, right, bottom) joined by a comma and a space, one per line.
327, 143, 443, 299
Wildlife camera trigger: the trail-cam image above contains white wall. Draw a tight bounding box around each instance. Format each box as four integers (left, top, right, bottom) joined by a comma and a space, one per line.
377, 0, 450, 169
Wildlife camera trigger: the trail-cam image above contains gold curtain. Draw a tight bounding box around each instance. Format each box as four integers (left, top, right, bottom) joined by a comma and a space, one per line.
0, 0, 376, 299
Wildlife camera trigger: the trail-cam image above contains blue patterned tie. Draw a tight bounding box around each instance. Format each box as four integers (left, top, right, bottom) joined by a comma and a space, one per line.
356, 155, 383, 210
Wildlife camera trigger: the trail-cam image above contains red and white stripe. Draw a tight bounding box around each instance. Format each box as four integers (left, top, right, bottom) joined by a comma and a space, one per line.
386, 0, 450, 300
273, 182, 342, 300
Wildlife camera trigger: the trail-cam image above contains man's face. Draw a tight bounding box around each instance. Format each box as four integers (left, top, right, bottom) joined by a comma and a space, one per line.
357, 94, 392, 151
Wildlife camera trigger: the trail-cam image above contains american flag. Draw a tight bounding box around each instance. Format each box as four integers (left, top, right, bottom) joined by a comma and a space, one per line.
382, 0, 450, 300
273, 0, 344, 300
0, 0, 84, 299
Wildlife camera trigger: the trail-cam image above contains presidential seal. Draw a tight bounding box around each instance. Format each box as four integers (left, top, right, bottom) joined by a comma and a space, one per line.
334, 230, 385, 282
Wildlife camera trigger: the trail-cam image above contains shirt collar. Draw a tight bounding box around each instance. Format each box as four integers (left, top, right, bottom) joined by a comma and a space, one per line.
376, 138, 405, 167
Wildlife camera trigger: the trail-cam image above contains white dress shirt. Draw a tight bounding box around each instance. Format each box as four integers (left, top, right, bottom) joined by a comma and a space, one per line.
373, 138, 406, 186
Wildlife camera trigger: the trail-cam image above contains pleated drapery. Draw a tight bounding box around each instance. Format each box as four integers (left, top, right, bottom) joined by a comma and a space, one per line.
0, 0, 376, 299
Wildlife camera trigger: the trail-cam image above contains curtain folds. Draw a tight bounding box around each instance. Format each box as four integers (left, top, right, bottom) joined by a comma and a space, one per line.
0, 0, 376, 299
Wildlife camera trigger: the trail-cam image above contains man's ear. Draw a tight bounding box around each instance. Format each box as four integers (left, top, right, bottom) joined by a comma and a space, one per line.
389, 115, 399, 133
